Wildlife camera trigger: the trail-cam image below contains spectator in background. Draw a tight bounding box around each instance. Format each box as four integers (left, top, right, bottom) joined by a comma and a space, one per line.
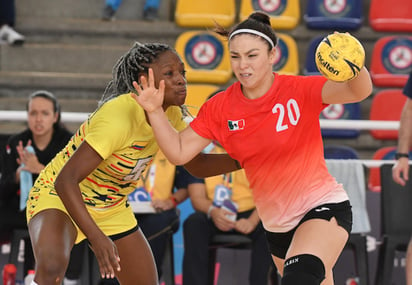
392, 70, 412, 285
0, 0, 25, 45
182, 139, 274, 285
100, 151, 205, 285
102, 0, 161, 21
136, 151, 204, 281
0, 90, 85, 284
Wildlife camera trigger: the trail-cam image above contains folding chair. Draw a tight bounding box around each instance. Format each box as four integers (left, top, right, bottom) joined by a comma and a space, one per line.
367, 146, 397, 193
323, 145, 360, 160
369, 89, 406, 140
369, 0, 412, 32
174, 0, 236, 28
303, 35, 325, 76
304, 0, 363, 30
208, 234, 279, 285
375, 164, 412, 285
273, 33, 299, 75
175, 31, 232, 85
320, 103, 361, 139
370, 36, 412, 88
184, 84, 220, 117
239, 0, 300, 30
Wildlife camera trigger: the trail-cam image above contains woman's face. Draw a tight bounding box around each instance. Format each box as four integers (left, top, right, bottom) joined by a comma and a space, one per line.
229, 34, 275, 94
27, 97, 58, 137
148, 50, 187, 109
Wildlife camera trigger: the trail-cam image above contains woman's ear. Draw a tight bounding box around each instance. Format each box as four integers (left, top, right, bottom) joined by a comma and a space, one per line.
269, 47, 277, 64
53, 112, 59, 123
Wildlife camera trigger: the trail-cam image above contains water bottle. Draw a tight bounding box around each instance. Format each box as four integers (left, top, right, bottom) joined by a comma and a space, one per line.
24, 270, 35, 285
20, 145, 35, 211
2, 263, 17, 285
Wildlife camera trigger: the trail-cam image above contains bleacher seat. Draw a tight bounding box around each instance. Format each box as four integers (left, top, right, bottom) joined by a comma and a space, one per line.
370, 36, 412, 88
375, 164, 412, 285
303, 35, 325, 76
369, 0, 412, 32
368, 146, 396, 192
184, 84, 220, 117
239, 0, 300, 30
174, 0, 236, 28
208, 234, 279, 285
324, 145, 360, 159
326, 159, 370, 285
175, 31, 232, 85
368, 147, 412, 192
369, 89, 406, 140
304, 0, 363, 30
320, 103, 361, 139
273, 33, 299, 75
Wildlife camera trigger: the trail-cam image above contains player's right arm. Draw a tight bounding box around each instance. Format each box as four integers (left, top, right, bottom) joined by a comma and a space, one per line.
132, 69, 211, 165
393, 98, 412, 185
322, 66, 372, 105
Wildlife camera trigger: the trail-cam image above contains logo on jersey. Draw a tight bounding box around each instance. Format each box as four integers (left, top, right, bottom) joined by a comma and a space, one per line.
228, 119, 245, 131
315, 206, 330, 212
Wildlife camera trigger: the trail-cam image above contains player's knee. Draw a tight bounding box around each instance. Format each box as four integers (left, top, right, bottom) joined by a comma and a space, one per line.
281, 254, 325, 285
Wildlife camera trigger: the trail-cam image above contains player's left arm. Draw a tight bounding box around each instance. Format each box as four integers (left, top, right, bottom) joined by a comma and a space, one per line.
321, 66, 373, 105
184, 152, 241, 178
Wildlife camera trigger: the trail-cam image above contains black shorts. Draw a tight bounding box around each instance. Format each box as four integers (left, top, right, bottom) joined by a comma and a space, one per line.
109, 225, 139, 241
265, 200, 352, 259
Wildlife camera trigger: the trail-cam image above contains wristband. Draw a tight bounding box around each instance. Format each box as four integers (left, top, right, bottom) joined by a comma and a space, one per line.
395, 152, 409, 160
207, 205, 215, 218
170, 196, 178, 207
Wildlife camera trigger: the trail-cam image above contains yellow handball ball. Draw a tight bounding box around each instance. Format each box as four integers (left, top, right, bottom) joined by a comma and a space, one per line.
315, 32, 365, 82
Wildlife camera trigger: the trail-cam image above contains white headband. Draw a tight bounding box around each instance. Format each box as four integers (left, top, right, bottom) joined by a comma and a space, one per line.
229, 29, 275, 48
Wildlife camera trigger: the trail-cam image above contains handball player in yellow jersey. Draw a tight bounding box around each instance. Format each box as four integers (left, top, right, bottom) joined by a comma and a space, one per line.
26, 42, 239, 285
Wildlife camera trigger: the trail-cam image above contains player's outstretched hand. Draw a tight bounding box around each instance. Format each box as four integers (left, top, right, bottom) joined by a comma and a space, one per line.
132, 68, 165, 113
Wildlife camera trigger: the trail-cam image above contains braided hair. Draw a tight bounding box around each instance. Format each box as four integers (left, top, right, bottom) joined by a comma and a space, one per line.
99, 42, 173, 106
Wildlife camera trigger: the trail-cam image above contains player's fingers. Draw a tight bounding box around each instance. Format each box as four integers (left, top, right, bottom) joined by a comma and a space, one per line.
392, 170, 402, 185
96, 254, 114, 279
132, 81, 142, 94
148, 68, 155, 88
111, 245, 121, 272
158, 80, 165, 95
140, 74, 148, 88
403, 168, 409, 182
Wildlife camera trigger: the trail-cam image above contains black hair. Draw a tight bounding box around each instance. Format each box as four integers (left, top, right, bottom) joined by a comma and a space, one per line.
214, 11, 278, 51
99, 42, 175, 106
27, 90, 62, 129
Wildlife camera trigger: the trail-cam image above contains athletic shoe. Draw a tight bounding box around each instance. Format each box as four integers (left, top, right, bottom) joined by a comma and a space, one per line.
102, 5, 116, 21
143, 7, 159, 21
0, 25, 25, 46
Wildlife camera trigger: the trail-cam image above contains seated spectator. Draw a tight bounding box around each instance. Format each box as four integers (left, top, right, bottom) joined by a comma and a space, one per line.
182, 141, 274, 285
137, 151, 204, 280
0, 0, 25, 45
102, 0, 161, 21
0, 90, 85, 284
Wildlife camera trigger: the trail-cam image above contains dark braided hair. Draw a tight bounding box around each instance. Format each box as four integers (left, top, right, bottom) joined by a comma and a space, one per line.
99, 42, 174, 106
214, 11, 278, 51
